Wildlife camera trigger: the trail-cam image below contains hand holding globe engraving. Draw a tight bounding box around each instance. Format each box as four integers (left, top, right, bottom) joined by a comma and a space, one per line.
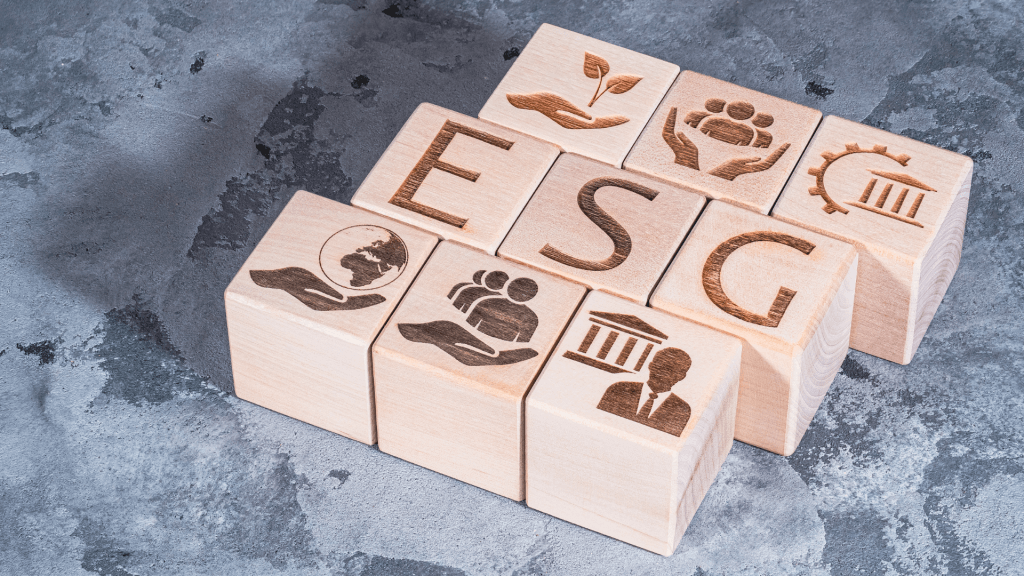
251, 225, 408, 311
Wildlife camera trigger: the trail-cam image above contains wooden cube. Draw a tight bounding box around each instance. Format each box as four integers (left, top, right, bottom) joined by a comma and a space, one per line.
624, 71, 822, 214
498, 154, 705, 304
772, 115, 972, 364
372, 241, 587, 500
351, 103, 560, 254
650, 201, 858, 456
224, 191, 438, 444
478, 23, 679, 167
526, 290, 742, 555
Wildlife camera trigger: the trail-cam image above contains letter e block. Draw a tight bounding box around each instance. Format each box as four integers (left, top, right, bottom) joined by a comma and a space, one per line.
773, 116, 972, 364
225, 191, 438, 444
651, 201, 858, 456
526, 291, 742, 555
624, 71, 822, 214
478, 24, 679, 167
373, 242, 587, 500
499, 154, 705, 304
351, 103, 559, 254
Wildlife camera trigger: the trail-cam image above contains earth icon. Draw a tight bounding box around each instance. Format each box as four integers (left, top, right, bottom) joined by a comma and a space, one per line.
319, 225, 408, 291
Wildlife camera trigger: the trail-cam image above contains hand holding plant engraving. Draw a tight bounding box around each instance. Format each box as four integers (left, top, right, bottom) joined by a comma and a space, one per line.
506, 52, 642, 130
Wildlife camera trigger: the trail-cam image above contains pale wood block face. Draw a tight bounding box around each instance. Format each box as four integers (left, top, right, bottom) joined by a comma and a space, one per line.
373, 241, 587, 500
772, 115, 972, 363
350, 103, 560, 254
624, 71, 822, 214
526, 291, 741, 555
650, 201, 858, 455
498, 154, 705, 304
224, 191, 438, 444
478, 24, 680, 167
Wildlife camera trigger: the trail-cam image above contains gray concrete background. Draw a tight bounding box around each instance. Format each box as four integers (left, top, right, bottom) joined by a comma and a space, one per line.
2, 0, 1022, 574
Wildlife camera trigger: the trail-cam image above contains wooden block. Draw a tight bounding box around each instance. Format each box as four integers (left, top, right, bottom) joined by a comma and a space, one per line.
772, 115, 972, 364
650, 201, 858, 456
498, 153, 705, 304
478, 23, 679, 167
624, 71, 822, 214
224, 191, 439, 444
350, 103, 560, 254
526, 290, 742, 555
372, 241, 587, 500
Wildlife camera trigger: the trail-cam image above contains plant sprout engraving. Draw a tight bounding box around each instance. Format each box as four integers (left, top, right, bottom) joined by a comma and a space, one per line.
506, 52, 642, 130
582, 52, 642, 107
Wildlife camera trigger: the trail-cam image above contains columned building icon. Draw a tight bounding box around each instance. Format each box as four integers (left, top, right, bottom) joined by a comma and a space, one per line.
846, 170, 936, 228
563, 311, 668, 374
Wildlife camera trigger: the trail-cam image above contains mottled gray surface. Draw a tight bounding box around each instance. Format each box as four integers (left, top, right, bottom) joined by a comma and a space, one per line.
1, 0, 1022, 574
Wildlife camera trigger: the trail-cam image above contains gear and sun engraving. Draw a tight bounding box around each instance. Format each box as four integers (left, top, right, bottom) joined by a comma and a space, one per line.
807, 143, 935, 229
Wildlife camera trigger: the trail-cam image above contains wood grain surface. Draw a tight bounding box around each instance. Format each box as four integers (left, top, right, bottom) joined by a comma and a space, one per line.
772, 115, 972, 364
478, 23, 679, 167
499, 153, 705, 304
526, 291, 741, 555
225, 191, 439, 444
372, 241, 586, 500
650, 200, 858, 455
624, 71, 821, 214
351, 103, 559, 254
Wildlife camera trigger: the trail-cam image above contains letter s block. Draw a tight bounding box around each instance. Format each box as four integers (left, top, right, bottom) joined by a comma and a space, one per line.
651, 201, 858, 456
224, 191, 439, 444
351, 103, 560, 254
499, 154, 705, 304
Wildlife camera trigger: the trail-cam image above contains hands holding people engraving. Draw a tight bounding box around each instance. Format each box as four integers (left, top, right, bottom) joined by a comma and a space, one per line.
399, 270, 541, 366
662, 106, 790, 181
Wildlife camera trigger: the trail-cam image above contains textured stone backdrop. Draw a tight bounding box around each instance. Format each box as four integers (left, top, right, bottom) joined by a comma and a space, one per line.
2, 1, 1023, 574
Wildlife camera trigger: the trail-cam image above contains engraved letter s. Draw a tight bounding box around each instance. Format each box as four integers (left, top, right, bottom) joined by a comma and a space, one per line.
701, 232, 816, 328
539, 177, 659, 271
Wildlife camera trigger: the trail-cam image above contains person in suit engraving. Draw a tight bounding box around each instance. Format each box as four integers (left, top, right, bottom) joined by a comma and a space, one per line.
596, 347, 692, 437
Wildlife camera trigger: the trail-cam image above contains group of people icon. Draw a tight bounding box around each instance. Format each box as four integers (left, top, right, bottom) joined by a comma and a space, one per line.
398, 270, 541, 367
684, 98, 774, 148
447, 270, 540, 344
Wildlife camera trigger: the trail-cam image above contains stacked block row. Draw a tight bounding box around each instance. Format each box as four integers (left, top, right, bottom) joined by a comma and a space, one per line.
224, 24, 971, 556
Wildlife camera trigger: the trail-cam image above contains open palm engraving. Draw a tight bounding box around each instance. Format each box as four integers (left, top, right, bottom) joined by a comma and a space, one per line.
506, 52, 640, 130
662, 105, 791, 181
398, 270, 541, 367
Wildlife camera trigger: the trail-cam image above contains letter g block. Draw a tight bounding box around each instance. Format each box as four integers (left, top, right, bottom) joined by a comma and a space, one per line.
651, 201, 858, 456
352, 103, 560, 254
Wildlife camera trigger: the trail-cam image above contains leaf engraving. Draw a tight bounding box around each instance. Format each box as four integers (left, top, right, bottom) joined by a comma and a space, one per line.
605, 74, 642, 94
583, 52, 610, 79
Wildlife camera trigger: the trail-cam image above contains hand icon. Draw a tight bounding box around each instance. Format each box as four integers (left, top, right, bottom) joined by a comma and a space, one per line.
707, 143, 791, 181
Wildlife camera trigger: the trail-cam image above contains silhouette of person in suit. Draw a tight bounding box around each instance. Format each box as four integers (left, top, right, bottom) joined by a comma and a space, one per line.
596, 347, 692, 437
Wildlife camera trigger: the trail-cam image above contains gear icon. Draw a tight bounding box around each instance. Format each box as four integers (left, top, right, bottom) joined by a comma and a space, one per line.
808, 143, 911, 214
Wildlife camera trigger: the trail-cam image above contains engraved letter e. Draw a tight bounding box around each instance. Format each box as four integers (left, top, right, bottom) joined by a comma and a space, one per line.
701, 232, 816, 328
389, 120, 515, 228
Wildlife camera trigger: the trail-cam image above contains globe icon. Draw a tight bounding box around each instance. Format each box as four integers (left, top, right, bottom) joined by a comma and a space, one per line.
319, 225, 409, 291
